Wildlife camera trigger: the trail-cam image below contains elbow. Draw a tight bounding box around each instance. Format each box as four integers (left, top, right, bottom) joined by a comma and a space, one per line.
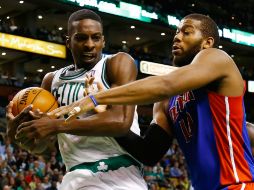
113, 117, 133, 136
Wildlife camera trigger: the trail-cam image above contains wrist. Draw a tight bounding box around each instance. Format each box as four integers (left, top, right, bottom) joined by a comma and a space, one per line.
88, 94, 99, 107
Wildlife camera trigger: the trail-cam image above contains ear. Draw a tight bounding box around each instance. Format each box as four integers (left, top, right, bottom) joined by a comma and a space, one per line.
102, 35, 105, 48
202, 37, 214, 49
66, 36, 70, 49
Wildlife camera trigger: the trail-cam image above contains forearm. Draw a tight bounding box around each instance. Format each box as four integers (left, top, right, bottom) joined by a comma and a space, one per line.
58, 106, 134, 137
95, 76, 171, 106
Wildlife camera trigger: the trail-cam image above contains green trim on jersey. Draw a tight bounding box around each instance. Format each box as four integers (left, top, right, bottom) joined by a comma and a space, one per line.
60, 83, 67, 105
69, 154, 141, 173
59, 67, 87, 80
72, 82, 80, 102
101, 59, 110, 89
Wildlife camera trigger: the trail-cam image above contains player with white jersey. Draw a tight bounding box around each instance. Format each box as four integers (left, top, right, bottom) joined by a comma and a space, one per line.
6, 9, 147, 190
51, 54, 140, 169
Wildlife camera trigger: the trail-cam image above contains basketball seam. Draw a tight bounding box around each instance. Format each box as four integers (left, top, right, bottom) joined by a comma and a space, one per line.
16, 90, 23, 114
45, 100, 57, 113
30, 89, 44, 105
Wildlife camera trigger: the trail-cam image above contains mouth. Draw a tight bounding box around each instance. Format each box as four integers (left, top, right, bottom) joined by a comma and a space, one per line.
82, 53, 96, 61
172, 45, 182, 55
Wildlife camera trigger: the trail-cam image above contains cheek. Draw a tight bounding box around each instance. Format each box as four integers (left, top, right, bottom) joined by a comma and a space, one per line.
185, 40, 202, 53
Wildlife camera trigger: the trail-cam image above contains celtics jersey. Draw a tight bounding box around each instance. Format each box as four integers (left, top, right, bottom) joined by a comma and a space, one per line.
51, 54, 140, 171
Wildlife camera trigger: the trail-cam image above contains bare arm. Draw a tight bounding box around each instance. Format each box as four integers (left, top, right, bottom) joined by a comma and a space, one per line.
16, 52, 139, 140
49, 48, 243, 119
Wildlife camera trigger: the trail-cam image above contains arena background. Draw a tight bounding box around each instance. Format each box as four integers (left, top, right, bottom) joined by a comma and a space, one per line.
0, 0, 254, 189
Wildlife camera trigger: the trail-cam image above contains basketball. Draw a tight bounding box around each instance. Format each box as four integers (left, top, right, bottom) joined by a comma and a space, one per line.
12, 87, 58, 116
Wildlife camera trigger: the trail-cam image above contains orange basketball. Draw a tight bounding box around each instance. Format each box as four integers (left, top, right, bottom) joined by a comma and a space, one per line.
12, 87, 58, 116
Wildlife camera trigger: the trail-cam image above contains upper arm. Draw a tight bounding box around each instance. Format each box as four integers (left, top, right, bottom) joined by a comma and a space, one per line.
41, 72, 55, 92
106, 52, 137, 87
105, 52, 137, 124
153, 100, 173, 138
159, 48, 242, 97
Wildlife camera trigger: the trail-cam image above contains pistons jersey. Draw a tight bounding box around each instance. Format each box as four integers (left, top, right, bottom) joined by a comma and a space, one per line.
167, 87, 254, 190
51, 54, 140, 171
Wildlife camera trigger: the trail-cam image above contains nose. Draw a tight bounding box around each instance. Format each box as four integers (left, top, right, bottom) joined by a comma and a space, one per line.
84, 38, 95, 50
173, 32, 182, 43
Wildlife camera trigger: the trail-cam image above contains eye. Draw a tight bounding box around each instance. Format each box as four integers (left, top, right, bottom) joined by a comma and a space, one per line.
74, 35, 87, 41
183, 31, 190, 35
92, 35, 102, 42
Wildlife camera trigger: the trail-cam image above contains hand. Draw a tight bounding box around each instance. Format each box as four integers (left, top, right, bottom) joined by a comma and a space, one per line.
47, 74, 107, 121
84, 74, 107, 113
6, 101, 33, 142
47, 96, 95, 122
15, 116, 58, 142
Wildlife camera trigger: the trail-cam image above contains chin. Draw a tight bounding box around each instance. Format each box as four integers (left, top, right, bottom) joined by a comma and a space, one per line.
173, 57, 188, 67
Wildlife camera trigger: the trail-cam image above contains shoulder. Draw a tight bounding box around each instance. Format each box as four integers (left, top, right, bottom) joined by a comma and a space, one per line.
105, 52, 136, 71
106, 52, 134, 64
194, 48, 233, 66
41, 72, 55, 91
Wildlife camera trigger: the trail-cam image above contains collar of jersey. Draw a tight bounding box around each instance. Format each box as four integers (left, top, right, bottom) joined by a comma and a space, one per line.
59, 65, 87, 80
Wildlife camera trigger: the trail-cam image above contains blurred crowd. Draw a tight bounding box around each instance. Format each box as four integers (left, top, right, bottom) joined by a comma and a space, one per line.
143, 140, 191, 190
0, 134, 65, 190
0, 129, 192, 190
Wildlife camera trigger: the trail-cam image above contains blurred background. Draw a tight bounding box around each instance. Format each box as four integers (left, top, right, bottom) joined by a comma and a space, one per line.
0, 0, 254, 189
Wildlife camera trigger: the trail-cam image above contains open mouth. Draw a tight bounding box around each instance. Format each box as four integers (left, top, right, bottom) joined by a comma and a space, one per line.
82, 53, 95, 60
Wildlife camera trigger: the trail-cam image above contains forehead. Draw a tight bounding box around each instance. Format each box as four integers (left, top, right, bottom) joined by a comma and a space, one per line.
71, 19, 102, 34
178, 18, 202, 30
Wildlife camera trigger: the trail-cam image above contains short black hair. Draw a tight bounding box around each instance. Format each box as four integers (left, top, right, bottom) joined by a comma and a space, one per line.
68, 9, 103, 35
183, 13, 220, 47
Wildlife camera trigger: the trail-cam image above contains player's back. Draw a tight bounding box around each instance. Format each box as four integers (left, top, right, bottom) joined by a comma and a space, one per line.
167, 88, 254, 190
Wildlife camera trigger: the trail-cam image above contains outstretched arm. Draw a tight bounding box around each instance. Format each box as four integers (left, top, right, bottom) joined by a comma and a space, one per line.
49, 48, 242, 121
115, 100, 174, 166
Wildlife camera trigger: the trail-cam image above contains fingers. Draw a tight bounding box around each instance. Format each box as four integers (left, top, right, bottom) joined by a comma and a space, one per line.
29, 109, 43, 119
64, 106, 82, 122
65, 114, 78, 122
47, 106, 68, 118
94, 105, 107, 113
16, 121, 31, 134
17, 105, 33, 118
84, 75, 95, 96
6, 101, 14, 121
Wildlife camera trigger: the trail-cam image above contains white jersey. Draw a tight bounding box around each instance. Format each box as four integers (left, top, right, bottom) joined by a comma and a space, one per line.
51, 54, 140, 171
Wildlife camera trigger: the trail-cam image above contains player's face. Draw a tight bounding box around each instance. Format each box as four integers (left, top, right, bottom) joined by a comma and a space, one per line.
67, 19, 105, 69
172, 18, 205, 67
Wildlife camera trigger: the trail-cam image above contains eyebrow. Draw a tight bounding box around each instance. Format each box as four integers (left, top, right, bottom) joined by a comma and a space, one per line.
181, 24, 195, 29
74, 32, 102, 36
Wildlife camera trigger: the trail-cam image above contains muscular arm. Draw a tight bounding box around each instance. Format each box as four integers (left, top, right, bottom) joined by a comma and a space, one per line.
49, 48, 244, 119
93, 48, 243, 105
59, 52, 137, 136
16, 52, 138, 140
115, 100, 174, 166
